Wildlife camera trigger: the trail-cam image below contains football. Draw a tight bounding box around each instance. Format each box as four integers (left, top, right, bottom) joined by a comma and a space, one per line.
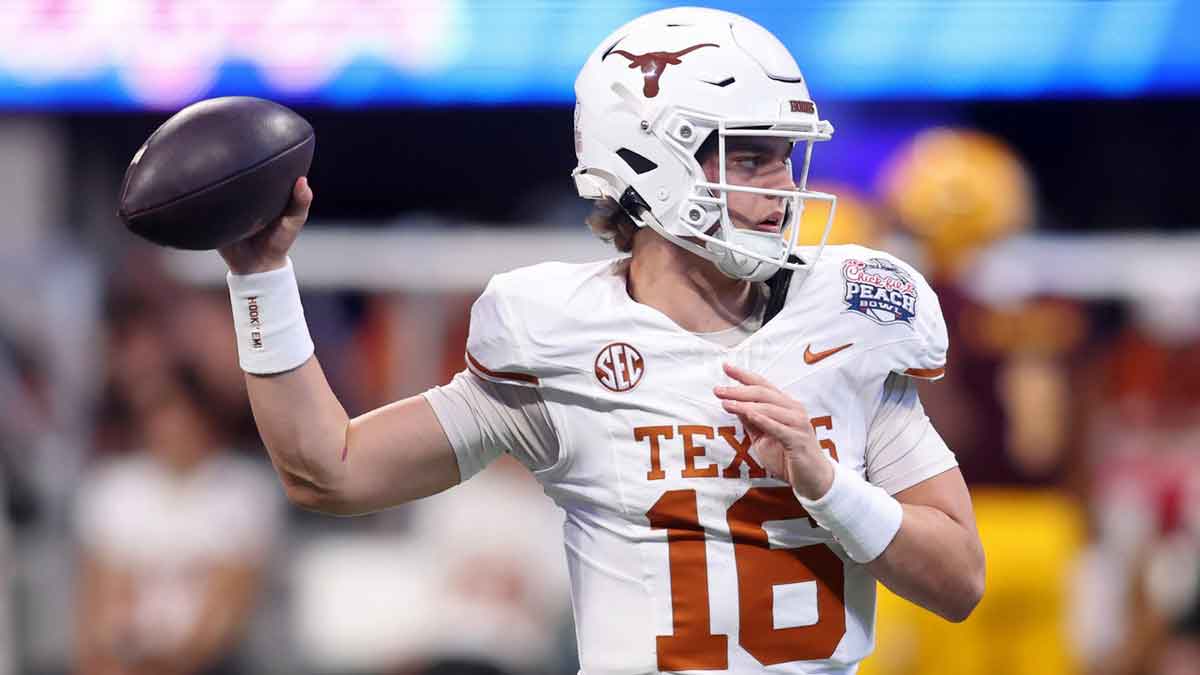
117, 96, 315, 250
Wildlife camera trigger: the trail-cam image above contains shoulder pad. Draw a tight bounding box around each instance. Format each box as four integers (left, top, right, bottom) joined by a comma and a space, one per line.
807, 245, 948, 380
465, 259, 620, 386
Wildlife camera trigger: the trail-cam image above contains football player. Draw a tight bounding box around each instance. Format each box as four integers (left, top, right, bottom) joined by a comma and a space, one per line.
218, 8, 985, 673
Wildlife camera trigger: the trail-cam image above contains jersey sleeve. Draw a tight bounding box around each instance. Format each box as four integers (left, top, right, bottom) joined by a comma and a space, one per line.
423, 371, 561, 481
429, 274, 563, 480
864, 372, 958, 494
464, 277, 541, 387
854, 251, 945, 379
871, 255, 948, 381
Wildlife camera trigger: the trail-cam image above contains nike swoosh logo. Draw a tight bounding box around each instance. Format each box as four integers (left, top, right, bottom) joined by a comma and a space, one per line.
804, 342, 853, 365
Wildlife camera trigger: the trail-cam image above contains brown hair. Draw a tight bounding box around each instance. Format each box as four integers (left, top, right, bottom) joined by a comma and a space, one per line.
586, 198, 639, 253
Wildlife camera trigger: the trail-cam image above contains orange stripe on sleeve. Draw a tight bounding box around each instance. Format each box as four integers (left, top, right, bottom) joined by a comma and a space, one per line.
466, 351, 540, 385
904, 366, 946, 379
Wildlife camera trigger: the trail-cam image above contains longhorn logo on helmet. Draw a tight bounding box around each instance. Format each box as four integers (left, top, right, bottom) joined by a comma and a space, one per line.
604, 43, 718, 98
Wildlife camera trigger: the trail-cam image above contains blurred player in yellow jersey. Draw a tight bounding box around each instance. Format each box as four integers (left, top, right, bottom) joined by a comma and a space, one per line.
859, 127, 1084, 675
214, 8, 984, 673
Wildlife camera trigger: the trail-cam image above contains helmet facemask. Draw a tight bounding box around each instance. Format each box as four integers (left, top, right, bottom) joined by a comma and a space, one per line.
603, 111, 837, 284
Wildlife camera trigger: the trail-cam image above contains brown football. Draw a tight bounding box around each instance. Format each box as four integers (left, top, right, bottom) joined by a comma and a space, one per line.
117, 96, 315, 250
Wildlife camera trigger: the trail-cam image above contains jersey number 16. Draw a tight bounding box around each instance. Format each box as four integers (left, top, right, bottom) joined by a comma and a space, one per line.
647, 485, 848, 670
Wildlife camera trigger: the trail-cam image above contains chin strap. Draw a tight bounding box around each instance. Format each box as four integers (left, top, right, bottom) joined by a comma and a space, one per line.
764, 255, 803, 324
618, 186, 653, 222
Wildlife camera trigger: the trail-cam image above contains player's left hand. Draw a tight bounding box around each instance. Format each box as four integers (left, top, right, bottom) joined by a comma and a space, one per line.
714, 363, 835, 500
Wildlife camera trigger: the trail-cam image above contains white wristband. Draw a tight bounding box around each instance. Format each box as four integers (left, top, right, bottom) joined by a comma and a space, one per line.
226, 257, 314, 375
797, 457, 904, 563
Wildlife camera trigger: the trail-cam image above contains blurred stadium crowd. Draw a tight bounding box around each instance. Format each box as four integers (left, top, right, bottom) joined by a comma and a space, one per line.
2, 3, 1200, 675
3, 114, 1198, 675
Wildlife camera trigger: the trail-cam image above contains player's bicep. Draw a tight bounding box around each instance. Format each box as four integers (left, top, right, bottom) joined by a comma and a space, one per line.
426, 370, 560, 478
331, 395, 461, 514
892, 467, 976, 532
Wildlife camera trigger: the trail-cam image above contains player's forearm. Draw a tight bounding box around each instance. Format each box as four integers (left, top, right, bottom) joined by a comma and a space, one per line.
866, 503, 985, 622
225, 257, 355, 509
244, 355, 351, 507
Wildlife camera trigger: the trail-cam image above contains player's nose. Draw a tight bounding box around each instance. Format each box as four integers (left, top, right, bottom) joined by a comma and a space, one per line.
763, 164, 797, 195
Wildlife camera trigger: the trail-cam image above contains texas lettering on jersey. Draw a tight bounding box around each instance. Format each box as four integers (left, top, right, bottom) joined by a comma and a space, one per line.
636, 417, 837, 482
463, 244, 948, 674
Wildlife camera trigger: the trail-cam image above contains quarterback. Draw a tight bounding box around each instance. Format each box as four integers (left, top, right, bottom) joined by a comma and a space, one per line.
219, 8, 985, 674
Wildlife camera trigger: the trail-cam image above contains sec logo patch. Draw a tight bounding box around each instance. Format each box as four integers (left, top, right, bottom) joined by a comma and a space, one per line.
595, 342, 645, 392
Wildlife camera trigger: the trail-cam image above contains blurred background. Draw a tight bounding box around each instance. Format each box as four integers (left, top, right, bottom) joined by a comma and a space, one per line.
2, 1, 1199, 674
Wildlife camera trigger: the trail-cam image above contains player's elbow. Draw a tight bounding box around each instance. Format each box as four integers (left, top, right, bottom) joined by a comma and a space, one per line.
942, 566, 985, 623
946, 585, 984, 623
285, 485, 371, 516
278, 470, 364, 517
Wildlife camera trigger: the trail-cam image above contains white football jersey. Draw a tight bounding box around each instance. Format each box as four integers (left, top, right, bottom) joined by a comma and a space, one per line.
457, 245, 951, 675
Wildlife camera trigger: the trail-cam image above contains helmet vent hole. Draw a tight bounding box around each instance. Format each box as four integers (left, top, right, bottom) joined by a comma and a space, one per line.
704, 77, 736, 88
616, 148, 658, 175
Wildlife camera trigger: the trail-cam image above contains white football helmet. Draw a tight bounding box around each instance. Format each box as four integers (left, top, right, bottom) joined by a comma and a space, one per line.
573, 7, 837, 283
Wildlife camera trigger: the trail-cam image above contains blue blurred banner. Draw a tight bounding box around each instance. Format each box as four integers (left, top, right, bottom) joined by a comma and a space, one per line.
0, 0, 1196, 109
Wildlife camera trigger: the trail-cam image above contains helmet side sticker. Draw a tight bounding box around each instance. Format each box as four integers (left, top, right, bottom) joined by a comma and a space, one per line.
843, 258, 918, 327
603, 43, 719, 98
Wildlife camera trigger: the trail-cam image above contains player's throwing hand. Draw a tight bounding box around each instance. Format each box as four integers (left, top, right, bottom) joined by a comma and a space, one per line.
714, 363, 836, 500
218, 177, 313, 275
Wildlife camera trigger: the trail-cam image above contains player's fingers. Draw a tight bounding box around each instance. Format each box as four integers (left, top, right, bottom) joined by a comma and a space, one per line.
759, 445, 791, 481
721, 366, 806, 416
745, 409, 794, 444
280, 177, 313, 226
716, 382, 809, 421
722, 399, 804, 431
753, 441, 788, 481
714, 383, 797, 410
723, 362, 772, 387
732, 410, 758, 438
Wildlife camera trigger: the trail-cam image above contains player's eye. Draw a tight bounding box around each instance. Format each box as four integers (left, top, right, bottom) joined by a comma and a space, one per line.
730, 155, 761, 171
